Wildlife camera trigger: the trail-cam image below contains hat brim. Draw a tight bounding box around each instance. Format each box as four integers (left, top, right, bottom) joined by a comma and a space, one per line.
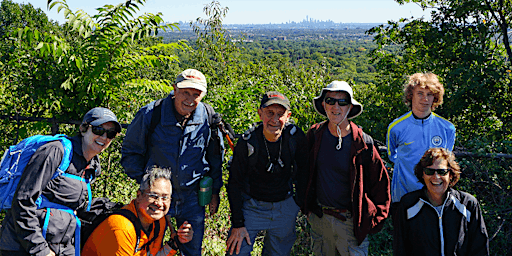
176, 81, 207, 93
261, 99, 291, 110
313, 89, 363, 119
90, 119, 122, 133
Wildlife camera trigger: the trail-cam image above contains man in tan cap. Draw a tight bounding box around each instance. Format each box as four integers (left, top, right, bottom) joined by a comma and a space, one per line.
304, 81, 390, 255
121, 69, 224, 255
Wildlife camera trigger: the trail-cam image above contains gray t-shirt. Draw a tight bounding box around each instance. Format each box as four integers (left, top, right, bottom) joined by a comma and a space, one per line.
316, 130, 352, 211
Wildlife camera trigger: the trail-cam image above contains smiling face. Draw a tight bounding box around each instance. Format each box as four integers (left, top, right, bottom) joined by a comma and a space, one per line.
411, 86, 435, 118
423, 158, 451, 203
257, 104, 291, 141
322, 91, 352, 126
136, 178, 171, 224
81, 121, 116, 161
173, 86, 205, 117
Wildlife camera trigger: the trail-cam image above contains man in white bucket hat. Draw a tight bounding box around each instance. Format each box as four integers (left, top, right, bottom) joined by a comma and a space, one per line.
302, 81, 390, 255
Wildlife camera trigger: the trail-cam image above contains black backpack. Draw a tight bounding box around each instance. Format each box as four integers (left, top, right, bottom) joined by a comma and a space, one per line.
79, 197, 161, 253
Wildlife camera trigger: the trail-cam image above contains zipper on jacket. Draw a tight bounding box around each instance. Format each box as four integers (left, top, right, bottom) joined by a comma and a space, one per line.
421, 192, 451, 256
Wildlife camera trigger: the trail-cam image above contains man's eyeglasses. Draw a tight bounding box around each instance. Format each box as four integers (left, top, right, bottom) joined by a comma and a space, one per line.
423, 168, 450, 176
145, 192, 171, 203
324, 97, 350, 106
90, 125, 117, 139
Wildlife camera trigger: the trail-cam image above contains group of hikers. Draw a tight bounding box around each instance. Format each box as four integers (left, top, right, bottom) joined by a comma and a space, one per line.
0, 68, 490, 256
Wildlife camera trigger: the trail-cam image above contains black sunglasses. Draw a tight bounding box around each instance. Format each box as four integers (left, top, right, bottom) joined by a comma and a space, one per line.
90, 125, 117, 139
324, 97, 350, 106
423, 168, 449, 176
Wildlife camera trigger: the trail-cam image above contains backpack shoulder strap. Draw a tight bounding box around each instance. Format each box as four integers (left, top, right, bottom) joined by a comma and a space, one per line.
113, 209, 142, 253
203, 102, 215, 126
149, 98, 164, 135
362, 131, 374, 161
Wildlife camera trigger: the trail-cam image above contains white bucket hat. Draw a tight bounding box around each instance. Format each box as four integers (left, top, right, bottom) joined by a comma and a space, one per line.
313, 81, 363, 119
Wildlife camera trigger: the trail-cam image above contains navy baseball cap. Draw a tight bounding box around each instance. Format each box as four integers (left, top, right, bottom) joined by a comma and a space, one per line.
82, 107, 121, 132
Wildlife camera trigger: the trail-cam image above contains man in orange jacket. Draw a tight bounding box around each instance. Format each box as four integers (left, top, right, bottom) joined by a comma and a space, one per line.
82, 167, 193, 256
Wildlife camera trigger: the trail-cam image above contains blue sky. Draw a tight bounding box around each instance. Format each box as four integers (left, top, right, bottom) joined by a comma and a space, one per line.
13, 0, 430, 24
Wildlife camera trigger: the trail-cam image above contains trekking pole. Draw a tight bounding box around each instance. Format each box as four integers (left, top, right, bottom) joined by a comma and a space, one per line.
218, 122, 235, 151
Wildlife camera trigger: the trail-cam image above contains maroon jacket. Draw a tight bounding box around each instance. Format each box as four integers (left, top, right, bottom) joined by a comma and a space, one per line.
304, 121, 390, 244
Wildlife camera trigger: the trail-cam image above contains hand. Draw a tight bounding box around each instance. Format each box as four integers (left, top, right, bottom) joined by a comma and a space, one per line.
176, 221, 193, 244
46, 249, 56, 256
208, 193, 220, 216
226, 227, 251, 255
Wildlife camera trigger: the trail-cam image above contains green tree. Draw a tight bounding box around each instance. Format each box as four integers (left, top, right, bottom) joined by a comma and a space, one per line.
367, 0, 512, 143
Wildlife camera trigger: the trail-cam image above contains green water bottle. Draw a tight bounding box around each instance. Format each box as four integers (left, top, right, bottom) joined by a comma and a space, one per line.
198, 176, 213, 206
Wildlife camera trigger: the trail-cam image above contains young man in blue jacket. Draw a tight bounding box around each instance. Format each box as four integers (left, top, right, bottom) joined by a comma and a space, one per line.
387, 73, 456, 219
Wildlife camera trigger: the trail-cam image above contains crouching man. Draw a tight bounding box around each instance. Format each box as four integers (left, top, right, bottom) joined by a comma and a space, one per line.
82, 167, 193, 256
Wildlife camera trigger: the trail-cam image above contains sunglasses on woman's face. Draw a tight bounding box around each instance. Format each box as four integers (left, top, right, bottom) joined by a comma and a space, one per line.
90, 125, 117, 139
423, 167, 449, 176
324, 97, 350, 106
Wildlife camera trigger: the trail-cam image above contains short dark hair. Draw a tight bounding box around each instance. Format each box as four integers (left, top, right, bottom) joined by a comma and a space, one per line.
414, 148, 461, 187
139, 166, 172, 192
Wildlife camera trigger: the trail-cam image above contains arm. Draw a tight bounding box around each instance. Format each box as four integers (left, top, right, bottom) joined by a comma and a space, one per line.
447, 125, 456, 151
466, 198, 490, 256
82, 214, 138, 256
386, 124, 398, 163
205, 128, 224, 215
293, 128, 308, 211
226, 140, 252, 254
367, 144, 391, 232
11, 143, 63, 256
121, 107, 151, 183
226, 140, 248, 229
392, 202, 407, 256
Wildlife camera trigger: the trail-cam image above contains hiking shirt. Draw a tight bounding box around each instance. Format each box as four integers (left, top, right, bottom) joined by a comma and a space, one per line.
0, 136, 100, 256
394, 187, 489, 256
82, 200, 174, 256
227, 123, 308, 228
315, 131, 352, 211
387, 111, 456, 203
121, 93, 222, 194
304, 121, 391, 245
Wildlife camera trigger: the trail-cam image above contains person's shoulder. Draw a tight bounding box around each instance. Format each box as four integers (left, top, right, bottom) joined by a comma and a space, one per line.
286, 123, 305, 138
388, 111, 413, 130
104, 213, 137, 232
451, 189, 480, 207
400, 189, 423, 206
432, 113, 455, 129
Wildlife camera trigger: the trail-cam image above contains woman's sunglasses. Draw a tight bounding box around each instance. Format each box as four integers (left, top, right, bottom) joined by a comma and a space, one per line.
423, 168, 449, 176
90, 125, 117, 139
324, 97, 350, 106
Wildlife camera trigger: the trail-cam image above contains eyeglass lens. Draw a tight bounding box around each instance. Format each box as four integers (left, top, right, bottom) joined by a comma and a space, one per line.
91, 125, 117, 139
424, 168, 449, 176
324, 97, 349, 106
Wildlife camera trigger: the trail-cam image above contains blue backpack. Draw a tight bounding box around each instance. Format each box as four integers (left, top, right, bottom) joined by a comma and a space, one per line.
0, 134, 73, 210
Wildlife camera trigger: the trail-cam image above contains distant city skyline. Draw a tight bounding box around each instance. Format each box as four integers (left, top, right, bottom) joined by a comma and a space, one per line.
12, 0, 431, 25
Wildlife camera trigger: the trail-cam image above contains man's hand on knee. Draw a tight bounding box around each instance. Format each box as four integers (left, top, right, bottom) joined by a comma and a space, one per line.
226, 227, 251, 255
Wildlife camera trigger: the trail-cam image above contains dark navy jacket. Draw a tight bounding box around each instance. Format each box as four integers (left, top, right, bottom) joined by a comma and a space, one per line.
121, 93, 223, 194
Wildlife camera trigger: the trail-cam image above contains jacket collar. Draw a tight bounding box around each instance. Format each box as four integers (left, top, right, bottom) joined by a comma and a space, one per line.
409, 110, 435, 125
160, 93, 208, 128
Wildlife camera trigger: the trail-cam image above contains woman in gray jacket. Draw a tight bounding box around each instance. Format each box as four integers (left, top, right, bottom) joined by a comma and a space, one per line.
0, 107, 120, 256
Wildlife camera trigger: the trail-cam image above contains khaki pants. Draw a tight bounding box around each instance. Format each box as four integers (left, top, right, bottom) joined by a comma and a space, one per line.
309, 213, 369, 256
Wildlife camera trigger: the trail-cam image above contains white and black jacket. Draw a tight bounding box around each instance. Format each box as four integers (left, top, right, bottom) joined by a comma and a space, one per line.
393, 187, 489, 256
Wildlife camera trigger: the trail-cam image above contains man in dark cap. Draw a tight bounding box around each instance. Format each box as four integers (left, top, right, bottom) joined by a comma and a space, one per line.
226, 91, 308, 256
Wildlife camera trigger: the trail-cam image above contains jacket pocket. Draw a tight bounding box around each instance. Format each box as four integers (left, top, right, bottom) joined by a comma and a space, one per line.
37, 208, 76, 244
